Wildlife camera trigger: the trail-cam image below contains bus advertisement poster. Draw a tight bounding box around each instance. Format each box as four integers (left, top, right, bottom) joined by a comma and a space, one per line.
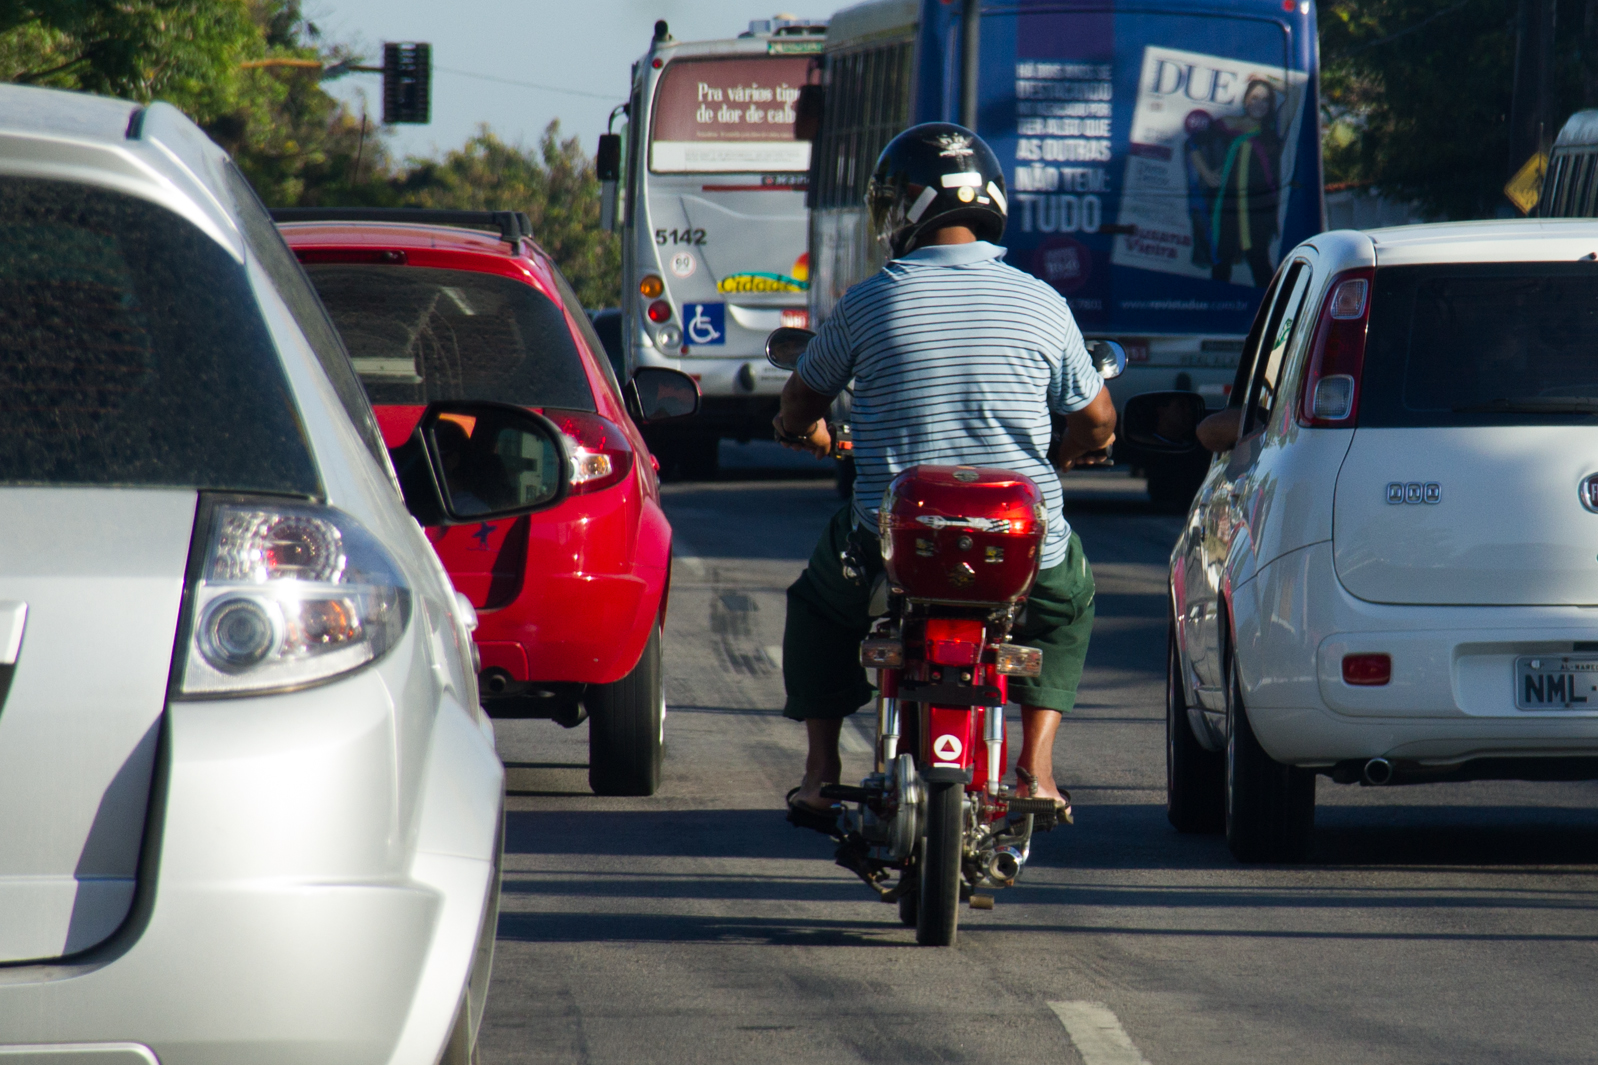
1112, 46, 1309, 289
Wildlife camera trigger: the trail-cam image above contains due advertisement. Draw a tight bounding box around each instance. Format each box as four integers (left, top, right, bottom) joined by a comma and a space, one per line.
976, 8, 1320, 338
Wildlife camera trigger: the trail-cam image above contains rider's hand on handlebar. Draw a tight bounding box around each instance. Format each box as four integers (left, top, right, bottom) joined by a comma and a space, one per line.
1056, 433, 1116, 471
773, 414, 832, 459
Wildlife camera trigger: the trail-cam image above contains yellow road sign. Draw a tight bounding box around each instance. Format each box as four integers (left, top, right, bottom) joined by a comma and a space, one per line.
1505, 151, 1548, 215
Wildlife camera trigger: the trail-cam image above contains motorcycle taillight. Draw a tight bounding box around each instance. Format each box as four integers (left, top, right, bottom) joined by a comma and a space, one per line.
548, 409, 634, 495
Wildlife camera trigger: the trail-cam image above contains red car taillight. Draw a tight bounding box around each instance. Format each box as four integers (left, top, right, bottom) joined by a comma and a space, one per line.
550, 410, 633, 494
1298, 267, 1374, 428
1342, 653, 1391, 686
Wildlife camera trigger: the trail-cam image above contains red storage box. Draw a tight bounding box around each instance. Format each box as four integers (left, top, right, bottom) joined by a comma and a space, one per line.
879, 465, 1046, 605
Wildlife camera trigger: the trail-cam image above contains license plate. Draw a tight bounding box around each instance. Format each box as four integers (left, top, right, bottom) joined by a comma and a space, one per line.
1515, 655, 1598, 709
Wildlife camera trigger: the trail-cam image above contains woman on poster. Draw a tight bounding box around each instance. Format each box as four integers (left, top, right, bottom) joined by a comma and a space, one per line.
1205, 79, 1284, 287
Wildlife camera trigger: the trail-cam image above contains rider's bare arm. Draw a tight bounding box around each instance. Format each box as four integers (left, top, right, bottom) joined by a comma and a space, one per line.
775, 373, 834, 458
1054, 386, 1117, 470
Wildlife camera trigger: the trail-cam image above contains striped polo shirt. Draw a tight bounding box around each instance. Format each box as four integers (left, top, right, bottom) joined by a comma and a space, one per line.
797, 241, 1101, 570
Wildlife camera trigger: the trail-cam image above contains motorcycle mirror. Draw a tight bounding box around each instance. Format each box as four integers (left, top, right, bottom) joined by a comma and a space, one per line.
1089, 339, 1128, 380
765, 326, 815, 372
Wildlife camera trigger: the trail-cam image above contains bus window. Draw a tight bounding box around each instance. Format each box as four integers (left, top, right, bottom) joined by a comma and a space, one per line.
649, 56, 812, 173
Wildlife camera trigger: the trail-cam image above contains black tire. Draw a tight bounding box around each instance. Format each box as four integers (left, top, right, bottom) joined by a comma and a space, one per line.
1167, 621, 1225, 833
678, 435, 719, 481
587, 625, 665, 796
1146, 454, 1208, 513
897, 882, 919, 927
916, 782, 962, 946
1224, 650, 1314, 862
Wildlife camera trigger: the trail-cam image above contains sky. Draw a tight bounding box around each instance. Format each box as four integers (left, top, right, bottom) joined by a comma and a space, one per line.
307, 0, 830, 162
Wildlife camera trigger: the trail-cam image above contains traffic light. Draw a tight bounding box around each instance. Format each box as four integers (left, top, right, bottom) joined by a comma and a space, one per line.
382, 43, 431, 124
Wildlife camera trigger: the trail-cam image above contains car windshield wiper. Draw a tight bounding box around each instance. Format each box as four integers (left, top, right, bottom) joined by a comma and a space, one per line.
1453, 397, 1598, 413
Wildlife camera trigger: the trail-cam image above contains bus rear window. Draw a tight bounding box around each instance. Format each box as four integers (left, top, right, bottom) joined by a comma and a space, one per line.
302, 264, 596, 411
650, 56, 812, 173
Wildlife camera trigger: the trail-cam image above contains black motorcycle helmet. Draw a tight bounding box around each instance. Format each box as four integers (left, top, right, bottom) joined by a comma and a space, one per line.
866, 122, 1007, 258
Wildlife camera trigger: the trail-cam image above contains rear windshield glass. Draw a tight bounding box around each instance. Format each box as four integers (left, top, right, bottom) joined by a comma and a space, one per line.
0, 177, 318, 493
303, 264, 595, 411
650, 55, 811, 173
1362, 263, 1598, 426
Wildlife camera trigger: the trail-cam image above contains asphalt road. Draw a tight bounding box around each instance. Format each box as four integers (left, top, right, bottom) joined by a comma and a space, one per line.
485, 455, 1598, 1065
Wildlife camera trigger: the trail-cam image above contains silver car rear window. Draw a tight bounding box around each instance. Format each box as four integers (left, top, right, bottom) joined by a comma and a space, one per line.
0, 177, 319, 494
1363, 262, 1598, 426
303, 265, 596, 412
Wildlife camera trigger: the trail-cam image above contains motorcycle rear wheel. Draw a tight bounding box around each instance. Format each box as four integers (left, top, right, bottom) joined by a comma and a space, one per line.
916, 781, 962, 946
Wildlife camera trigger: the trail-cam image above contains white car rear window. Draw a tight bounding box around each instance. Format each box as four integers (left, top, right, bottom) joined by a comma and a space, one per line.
0, 177, 319, 494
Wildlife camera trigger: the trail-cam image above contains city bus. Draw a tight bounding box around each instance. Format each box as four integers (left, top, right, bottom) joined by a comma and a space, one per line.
806, 0, 1323, 505
601, 16, 827, 478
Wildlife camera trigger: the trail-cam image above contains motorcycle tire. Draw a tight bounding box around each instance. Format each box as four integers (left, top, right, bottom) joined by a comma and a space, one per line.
586, 625, 665, 797
916, 781, 963, 946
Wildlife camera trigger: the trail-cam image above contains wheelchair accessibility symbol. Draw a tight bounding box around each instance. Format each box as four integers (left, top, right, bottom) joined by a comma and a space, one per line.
685, 302, 725, 346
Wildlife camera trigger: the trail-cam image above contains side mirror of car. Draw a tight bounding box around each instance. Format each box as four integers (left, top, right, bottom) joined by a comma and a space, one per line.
1121, 391, 1209, 454
1089, 339, 1127, 380
626, 366, 701, 424
765, 326, 816, 371
392, 401, 571, 525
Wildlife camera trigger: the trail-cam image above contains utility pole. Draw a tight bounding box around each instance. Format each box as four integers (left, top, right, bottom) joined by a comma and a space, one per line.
961, 0, 980, 130
1507, 0, 1557, 178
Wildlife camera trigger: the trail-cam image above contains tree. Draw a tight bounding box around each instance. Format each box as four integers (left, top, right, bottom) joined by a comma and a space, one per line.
395, 125, 621, 309
1321, 0, 1594, 219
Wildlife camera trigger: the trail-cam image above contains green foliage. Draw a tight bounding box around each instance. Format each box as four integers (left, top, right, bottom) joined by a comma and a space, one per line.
0, 0, 618, 307
393, 126, 621, 309
1320, 0, 1593, 219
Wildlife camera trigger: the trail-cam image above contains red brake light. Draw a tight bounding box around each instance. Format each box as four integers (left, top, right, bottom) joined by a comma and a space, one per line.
551, 410, 634, 495
781, 308, 810, 329
924, 618, 985, 666
1297, 267, 1374, 427
293, 248, 407, 265
1342, 653, 1391, 686
647, 300, 673, 323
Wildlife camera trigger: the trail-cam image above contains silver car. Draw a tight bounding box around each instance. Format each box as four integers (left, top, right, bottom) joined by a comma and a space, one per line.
0, 86, 571, 1063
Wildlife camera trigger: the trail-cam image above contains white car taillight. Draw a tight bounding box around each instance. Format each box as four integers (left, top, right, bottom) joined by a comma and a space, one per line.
178, 502, 411, 696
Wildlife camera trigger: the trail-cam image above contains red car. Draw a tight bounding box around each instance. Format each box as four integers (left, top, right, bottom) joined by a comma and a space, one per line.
274, 208, 699, 796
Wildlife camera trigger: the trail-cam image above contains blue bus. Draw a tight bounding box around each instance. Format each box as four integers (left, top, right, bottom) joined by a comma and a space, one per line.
806, 0, 1323, 503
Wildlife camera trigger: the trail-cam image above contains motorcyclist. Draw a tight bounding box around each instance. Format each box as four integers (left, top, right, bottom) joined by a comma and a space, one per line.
775, 122, 1116, 830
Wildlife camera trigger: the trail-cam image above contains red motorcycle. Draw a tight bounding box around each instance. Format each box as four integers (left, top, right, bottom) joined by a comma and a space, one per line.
764, 328, 1124, 946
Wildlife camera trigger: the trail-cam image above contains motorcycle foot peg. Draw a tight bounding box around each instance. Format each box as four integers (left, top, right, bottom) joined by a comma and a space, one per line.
819, 783, 873, 803
969, 894, 995, 910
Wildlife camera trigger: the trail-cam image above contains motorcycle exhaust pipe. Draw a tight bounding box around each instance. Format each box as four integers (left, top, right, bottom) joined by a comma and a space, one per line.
986, 847, 1024, 883
1362, 757, 1394, 786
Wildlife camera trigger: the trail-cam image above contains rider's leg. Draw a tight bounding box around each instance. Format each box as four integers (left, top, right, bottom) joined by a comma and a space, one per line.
795, 719, 844, 810
1004, 531, 1096, 803
783, 506, 879, 811
1015, 705, 1065, 802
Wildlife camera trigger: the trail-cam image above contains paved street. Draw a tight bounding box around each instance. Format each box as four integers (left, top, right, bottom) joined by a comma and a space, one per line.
485, 456, 1598, 1065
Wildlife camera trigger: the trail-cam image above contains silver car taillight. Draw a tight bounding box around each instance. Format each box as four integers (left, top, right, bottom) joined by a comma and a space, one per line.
178, 502, 411, 696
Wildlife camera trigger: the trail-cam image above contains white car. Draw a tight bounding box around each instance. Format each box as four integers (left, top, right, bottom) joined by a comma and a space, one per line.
1124, 220, 1598, 862
0, 85, 571, 1062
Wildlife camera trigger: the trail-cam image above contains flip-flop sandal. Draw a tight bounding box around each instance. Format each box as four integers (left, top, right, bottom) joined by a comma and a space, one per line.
1015, 767, 1075, 825
785, 786, 842, 835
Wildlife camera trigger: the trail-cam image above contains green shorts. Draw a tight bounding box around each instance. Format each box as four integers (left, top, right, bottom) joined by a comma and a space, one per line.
781, 506, 1096, 720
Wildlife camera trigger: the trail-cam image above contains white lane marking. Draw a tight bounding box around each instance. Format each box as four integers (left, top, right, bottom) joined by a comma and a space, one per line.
1049, 1002, 1151, 1065
673, 536, 706, 576
764, 645, 784, 669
